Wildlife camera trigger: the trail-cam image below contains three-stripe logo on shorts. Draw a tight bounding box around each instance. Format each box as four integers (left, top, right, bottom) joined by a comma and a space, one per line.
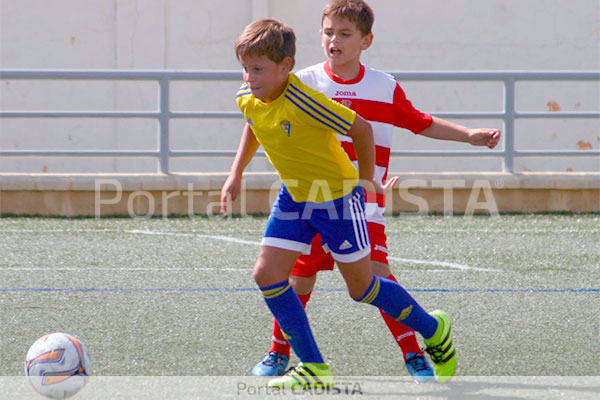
348, 191, 369, 252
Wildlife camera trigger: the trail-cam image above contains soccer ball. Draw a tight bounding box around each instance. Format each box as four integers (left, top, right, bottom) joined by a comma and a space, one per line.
25, 332, 92, 400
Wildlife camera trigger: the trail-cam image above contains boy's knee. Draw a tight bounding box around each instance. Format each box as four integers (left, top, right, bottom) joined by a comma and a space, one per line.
289, 274, 317, 296
339, 275, 375, 300
252, 263, 269, 286
349, 285, 369, 301
350, 291, 363, 301
349, 275, 379, 303
253, 261, 290, 287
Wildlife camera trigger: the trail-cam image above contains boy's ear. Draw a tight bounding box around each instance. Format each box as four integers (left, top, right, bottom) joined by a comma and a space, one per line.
361, 33, 374, 51
281, 56, 294, 72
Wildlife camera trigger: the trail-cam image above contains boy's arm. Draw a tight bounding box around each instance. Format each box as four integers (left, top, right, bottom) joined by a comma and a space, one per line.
420, 116, 501, 149
345, 115, 383, 194
220, 123, 260, 214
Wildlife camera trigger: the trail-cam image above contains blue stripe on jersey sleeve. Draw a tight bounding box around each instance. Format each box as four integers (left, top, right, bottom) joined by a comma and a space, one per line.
236, 83, 251, 98
287, 90, 351, 134
288, 83, 353, 131
236, 90, 253, 98
285, 94, 346, 135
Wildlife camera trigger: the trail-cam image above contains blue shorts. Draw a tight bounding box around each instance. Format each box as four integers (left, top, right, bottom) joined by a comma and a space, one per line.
262, 185, 371, 263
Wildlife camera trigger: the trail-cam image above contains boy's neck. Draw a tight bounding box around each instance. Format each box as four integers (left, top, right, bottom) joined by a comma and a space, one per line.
326, 60, 362, 82
261, 75, 290, 103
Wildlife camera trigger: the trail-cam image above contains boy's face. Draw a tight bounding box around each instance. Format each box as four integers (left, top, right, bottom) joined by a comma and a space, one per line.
321, 16, 373, 68
240, 54, 292, 103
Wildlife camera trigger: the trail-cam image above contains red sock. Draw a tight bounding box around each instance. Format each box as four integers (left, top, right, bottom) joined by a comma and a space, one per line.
379, 274, 423, 360
269, 292, 312, 357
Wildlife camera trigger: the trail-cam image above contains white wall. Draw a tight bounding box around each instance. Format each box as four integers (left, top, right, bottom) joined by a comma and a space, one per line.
1, 0, 599, 173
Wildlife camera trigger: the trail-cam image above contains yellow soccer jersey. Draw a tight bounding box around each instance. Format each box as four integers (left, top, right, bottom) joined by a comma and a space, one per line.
236, 73, 359, 203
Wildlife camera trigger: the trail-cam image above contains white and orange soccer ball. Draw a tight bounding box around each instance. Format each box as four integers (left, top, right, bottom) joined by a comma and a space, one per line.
25, 332, 92, 399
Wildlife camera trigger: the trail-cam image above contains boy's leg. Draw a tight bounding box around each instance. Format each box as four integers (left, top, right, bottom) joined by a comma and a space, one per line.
252, 279, 313, 376
259, 220, 432, 379
337, 257, 435, 336
318, 187, 435, 336
254, 234, 335, 376
371, 264, 422, 357
258, 190, 333, 388
269, 276, 314, 355
367, 223, 426, 362
254, 245, 324, 364
268, 282, 314, 355
337, 259, 456, 382
269, 235, 331, 356
258, 250, 333, 389
317, 187, 455, 382
368, 224, 433, 381
377, 273, 434, 383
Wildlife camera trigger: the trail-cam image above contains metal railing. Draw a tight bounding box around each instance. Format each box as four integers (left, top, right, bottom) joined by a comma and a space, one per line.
1, 70, 599, 173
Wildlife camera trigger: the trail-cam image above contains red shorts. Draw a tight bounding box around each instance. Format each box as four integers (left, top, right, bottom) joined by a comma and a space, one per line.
290, 222, 388, 278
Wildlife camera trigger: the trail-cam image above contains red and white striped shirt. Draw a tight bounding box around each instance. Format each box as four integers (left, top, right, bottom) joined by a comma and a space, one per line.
296, 61, 432, 225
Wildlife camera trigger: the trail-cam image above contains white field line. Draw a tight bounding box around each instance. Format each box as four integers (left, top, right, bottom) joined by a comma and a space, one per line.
0, 228, 120, 233
388, 257, 502, 272
2, 266, 464, 273
386, 228, 597, 234
2, 266, 250, 272
1, 228, 597, 234
124, 229, 261, 246
119, 230, 503, 272
0, 228, 263, 244
1, 228, 499, 273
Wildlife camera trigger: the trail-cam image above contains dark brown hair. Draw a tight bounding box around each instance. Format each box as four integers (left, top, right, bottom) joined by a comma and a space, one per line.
235, 18, 296, 68
322, 0, 374, 36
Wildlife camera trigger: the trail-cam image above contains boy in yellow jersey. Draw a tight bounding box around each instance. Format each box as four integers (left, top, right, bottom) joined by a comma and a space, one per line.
244, 0, 499, 384
224, 18, 457, 388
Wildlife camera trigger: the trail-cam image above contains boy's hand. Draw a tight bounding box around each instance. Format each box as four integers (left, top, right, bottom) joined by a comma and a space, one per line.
383, 176, 399, 193
468, 129, 501, 149
360, 178, 385, 195
220, 174, 242, 214
372, 179, 385, 194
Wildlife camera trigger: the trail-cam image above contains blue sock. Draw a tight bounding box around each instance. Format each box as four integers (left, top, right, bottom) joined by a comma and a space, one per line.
259, 280, 324, 363
356, 276, 438, 339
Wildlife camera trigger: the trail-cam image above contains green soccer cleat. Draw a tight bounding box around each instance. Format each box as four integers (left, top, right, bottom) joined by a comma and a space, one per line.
424, 310, 457, 383
267, 362, 333, 389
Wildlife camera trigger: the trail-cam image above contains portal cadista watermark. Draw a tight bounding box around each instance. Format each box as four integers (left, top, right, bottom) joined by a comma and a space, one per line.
94, 178, 500, 218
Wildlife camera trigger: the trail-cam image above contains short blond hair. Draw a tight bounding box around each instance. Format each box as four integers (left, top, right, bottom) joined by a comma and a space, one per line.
322, 0, 374, 36
235, 19, 296, 68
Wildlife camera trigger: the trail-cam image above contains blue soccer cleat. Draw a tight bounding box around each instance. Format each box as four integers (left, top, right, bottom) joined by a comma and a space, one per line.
404, 353, 435, 383
251, 352, 289, 376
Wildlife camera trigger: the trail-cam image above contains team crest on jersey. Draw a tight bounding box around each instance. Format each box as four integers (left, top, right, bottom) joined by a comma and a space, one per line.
280, 120, 291, 136
341, 99, 352, 107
